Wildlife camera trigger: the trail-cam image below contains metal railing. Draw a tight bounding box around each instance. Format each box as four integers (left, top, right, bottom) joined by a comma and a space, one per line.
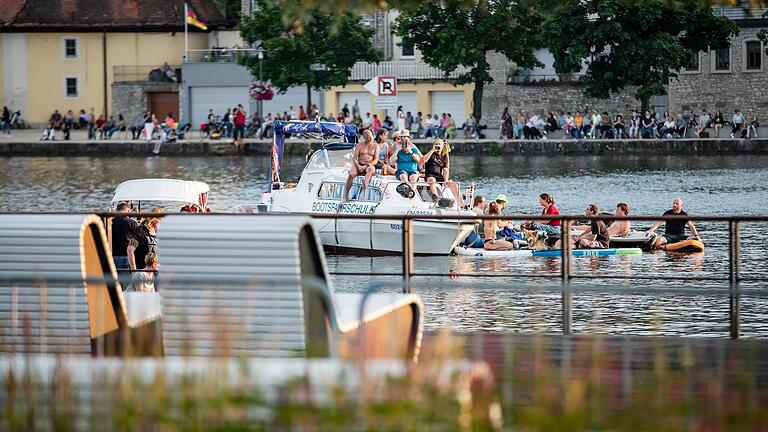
507, 73, 585, 84
4, 211, 765, 340
186, 48, 257, 64
113, 65, 181, 83
306, 212, 767, 340
349, 61, 468, 81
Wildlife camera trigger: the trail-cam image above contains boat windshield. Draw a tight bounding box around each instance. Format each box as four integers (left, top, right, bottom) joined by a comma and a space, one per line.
306, 149, 353, 170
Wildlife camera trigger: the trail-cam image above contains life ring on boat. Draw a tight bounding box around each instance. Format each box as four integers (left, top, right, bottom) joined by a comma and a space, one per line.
665, 239, 705, 253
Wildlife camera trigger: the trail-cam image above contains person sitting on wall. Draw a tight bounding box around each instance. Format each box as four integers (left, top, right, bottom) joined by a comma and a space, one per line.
162, 62, 178, 83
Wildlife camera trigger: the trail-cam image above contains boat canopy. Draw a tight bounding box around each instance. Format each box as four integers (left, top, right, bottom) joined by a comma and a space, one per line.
111, 179, 210, 205
268, 120, 357, 192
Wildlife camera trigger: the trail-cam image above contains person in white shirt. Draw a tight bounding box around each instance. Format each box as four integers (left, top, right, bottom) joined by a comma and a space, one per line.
397, 106, 406, 131
524, 114, 543, 139
425, 114, 437, 138
590, 111, 602, 139
361, 112, 373, 131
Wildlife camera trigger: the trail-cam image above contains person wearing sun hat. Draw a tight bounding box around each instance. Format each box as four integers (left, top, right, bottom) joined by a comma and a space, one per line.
495, 194, 508, 211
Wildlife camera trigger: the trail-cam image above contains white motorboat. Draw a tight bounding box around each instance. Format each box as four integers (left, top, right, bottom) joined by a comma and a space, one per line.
110, 178, 211, 212
248, 121, 476, 255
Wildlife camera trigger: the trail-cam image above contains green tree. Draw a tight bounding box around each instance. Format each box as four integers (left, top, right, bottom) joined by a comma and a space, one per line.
541, 0, 739, 110
238, 0, 381, 109
394, 0, 543, 119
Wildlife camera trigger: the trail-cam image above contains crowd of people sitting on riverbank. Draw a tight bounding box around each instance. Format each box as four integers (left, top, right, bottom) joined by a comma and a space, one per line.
37, 107, 191, 144
499, 107, 760, 140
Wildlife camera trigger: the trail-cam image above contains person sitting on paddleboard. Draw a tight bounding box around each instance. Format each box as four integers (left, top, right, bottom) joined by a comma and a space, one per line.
646, 197, 700, 250
606, 202, 631, 238
573, 204, 609, 249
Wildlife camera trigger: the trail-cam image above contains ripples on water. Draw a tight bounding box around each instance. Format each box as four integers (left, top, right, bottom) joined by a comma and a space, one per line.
1, 154, 767, 337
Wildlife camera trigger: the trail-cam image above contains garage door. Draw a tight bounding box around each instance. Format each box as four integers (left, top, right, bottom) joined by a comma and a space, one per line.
262, 87, 324, 118
190, 86, 248, 128
386, 91, 417, 118
338, 92, 371, 117
430, 91, 466, 123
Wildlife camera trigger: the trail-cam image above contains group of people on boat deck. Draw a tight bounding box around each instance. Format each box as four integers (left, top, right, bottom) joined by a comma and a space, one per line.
344, 128, 463, 205
467, 194, 700, 252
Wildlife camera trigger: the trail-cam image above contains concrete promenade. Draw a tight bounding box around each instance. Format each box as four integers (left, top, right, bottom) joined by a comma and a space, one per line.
1, 129, 767, 156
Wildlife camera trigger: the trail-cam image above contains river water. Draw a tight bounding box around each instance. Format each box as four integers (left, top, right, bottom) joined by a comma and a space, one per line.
2, 154, 767, 337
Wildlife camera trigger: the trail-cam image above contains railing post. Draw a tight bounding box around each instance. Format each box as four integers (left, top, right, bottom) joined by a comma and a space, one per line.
561, 218, 572, 335
729, 220, 740, 339
402, 218, 414, 294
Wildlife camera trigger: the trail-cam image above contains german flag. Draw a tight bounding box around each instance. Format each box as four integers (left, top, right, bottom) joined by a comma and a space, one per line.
186, 10, 208, 31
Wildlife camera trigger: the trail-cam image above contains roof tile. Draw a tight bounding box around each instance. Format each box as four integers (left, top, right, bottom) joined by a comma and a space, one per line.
1, 0, 228, 31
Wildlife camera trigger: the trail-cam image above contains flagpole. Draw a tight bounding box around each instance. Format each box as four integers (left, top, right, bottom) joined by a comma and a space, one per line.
184, 2, 189, 63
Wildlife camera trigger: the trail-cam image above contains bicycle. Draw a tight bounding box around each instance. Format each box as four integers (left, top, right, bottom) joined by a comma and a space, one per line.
10, 111, 27, 129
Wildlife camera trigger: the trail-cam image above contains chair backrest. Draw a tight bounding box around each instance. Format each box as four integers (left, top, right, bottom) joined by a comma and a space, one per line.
0, 214, 122, 355
157, 215, 336, 358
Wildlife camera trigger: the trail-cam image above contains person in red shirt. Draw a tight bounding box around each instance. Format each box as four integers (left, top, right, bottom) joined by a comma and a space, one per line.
527, 193, 562, 237
233, 104, 247, 141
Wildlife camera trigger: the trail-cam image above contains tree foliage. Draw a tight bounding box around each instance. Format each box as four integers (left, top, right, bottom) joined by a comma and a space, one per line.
541, 0, 739, 108
238, 0, 381, 108
394, 0, 543, 118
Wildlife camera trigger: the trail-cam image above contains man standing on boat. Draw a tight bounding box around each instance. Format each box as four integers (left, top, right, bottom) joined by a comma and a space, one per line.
343, 129, 378, 202
647, 198, 700, 250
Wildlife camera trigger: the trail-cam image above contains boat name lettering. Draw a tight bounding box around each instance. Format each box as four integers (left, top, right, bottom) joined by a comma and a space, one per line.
390, 224, 402, 230
405, 210, 434, 216
311, 201, 375, 214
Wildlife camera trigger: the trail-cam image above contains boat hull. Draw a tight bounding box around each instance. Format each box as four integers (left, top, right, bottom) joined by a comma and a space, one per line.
315, 218, 475, 255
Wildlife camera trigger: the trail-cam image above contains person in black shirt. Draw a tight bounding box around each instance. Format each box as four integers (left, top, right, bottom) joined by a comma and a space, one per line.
574, 204, 608, 249
127, 208, 163, 270
419, 138, 464, 207
640, 110, 655, 139
647, 197, 700, 249
111, 202, 138, 270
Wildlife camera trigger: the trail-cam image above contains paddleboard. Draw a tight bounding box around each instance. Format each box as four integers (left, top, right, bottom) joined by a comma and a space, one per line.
454, 247, 533, 257
664, 239, 705, 253
532, 248, 643, 257
609, 231, 657, 251
454, 247, 643, 258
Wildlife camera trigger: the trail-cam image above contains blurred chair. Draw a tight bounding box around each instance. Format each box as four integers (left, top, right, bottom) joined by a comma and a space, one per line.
158, 215, 423, 362
0, 214, 162, 357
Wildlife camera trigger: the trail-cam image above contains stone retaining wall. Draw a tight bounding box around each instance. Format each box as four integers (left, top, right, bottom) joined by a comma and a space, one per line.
2, 138, 766, 156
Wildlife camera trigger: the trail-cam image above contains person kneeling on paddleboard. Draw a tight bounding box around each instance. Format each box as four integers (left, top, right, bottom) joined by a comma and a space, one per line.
646, 197, 700, 250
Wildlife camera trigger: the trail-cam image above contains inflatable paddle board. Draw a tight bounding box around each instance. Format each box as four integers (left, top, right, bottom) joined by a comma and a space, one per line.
609, 231, 657, 251
454, 247, 643, 258
664, 239, 705, 253
454, 247, 533, 257
532, 248, 643, 257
